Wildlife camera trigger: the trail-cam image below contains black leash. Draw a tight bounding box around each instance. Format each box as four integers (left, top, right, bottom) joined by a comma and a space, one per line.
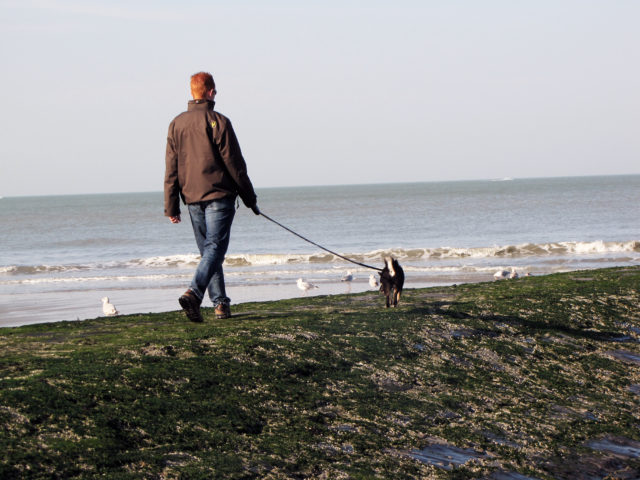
260, 212, 383, 272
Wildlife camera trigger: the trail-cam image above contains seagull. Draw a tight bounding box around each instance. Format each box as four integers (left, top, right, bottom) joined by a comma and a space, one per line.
493, 267, 518, 280
493, 269, 510, 280
297, 278, 318, 294
369, 274, 379, 289
341, 271, 353, 282
101, 297, 118, 316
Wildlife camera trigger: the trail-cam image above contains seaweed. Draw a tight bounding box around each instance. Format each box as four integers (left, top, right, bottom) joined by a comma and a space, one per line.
1, 266, 639, 478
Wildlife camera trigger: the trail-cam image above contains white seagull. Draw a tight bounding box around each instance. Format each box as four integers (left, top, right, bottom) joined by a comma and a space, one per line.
493, 269, 509, 280
297, 278, 318, 294
341, 271, 353, 282
493, 267, 518, 280
101, 297, 118, 316
369, 274, 379, 289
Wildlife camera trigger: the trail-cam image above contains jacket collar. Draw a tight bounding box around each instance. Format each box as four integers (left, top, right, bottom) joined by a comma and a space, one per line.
187, 99, 215, 111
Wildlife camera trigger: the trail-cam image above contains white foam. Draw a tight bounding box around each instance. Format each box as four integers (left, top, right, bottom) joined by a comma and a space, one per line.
2, 240, 637, 276
1, 273, 190, 286
132, 254, 201, 268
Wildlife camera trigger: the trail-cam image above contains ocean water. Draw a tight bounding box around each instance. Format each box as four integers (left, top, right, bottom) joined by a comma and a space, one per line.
1, 175, 639, 327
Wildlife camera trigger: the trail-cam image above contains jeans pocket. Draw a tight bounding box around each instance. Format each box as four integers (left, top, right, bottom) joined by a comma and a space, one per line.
212, 196, 236, 212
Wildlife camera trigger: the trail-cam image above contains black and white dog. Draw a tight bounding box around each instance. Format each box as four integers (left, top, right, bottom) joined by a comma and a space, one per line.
379, 256, 405, 308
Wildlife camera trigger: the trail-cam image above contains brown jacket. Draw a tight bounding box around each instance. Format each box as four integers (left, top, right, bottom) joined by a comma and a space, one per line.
164, 100, 257, 217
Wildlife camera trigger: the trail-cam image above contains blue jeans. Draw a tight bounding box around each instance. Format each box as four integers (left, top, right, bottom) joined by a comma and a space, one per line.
187, 197, 236, 306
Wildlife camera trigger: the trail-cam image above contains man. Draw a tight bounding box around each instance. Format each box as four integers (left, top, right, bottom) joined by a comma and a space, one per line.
165, 72, 260, 322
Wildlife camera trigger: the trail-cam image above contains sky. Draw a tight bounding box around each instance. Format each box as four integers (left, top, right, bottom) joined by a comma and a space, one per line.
1, 0, 639, 197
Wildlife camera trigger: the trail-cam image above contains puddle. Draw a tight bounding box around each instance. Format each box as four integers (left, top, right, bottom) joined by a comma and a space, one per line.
606, 350, 640, 365
586, 437, 640, 458
408, 442, 485, 470
450, 328, 498, 339
583, 411, 599, 422
609, 335, 637, 343
545, 451, 640, 480
628, 384, 640, 395
482, 431, 520, 448
489, 472, 540, 480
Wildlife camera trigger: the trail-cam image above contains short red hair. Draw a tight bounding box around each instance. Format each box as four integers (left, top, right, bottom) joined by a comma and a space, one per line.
190, 72, 215, 99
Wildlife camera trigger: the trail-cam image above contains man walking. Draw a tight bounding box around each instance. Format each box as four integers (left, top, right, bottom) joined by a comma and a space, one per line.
165, 72, 259, 322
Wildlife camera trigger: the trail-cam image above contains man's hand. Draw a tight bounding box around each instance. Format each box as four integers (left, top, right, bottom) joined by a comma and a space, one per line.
170, 215, 181, 224
251, 204, 261, 216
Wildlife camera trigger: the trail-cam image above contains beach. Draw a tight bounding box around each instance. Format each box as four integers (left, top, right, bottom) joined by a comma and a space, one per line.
1, 267, 639, 478
1, 175, 639, 327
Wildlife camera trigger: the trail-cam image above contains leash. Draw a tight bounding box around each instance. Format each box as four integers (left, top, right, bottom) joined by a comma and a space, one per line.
260, 212, 383, 272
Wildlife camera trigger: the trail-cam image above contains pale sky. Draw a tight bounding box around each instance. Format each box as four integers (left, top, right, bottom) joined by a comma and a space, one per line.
1, 1, 638, 197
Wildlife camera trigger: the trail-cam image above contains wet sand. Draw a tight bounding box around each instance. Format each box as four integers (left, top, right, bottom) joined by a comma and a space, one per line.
1, 277, 456, 328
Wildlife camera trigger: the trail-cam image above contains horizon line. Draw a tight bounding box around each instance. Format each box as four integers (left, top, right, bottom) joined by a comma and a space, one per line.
2, 172, 639, 199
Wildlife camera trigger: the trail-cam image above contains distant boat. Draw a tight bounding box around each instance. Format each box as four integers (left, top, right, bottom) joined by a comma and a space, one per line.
491, 177, 514, 182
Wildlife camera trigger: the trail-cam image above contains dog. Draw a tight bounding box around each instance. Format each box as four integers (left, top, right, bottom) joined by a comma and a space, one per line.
379, 256, 405, 308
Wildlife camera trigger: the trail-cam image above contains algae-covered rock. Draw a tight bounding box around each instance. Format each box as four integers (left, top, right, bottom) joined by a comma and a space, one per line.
1, 266, 639, 478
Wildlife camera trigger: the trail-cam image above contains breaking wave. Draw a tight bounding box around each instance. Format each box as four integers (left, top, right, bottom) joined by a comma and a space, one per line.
222, 240, 639, 266
2, 240, 638, 275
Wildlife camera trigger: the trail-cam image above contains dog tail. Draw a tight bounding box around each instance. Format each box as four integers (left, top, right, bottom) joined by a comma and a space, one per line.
384, 256, 396, 277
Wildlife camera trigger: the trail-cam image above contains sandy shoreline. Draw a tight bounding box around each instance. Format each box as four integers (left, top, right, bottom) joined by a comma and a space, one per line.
5, 262, 635, 328
1, 277, 457, 328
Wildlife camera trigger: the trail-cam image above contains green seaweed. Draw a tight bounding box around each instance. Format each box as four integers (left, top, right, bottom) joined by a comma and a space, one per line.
1, 266, 639, 479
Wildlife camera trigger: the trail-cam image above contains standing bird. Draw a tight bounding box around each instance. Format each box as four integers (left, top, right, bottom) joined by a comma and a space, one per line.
297, 278, 318, 294
341, 271, 353, 282
493, 267, 518, 280
369, 273, 379, 289
341, 270, 354, 292
101, 297, 118, 316
493, 269, 510, 280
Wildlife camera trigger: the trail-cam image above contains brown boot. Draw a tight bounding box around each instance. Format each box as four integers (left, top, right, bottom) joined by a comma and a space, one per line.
178, 290, 203, 323
214, 302, 231, 319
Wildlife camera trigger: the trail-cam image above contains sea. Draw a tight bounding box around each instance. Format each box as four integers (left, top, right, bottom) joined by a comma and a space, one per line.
1, 175, 639, 327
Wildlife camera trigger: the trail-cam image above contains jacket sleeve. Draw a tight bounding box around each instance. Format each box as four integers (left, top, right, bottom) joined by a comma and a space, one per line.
164, 122, 181, 217
217, 118, 258, 208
